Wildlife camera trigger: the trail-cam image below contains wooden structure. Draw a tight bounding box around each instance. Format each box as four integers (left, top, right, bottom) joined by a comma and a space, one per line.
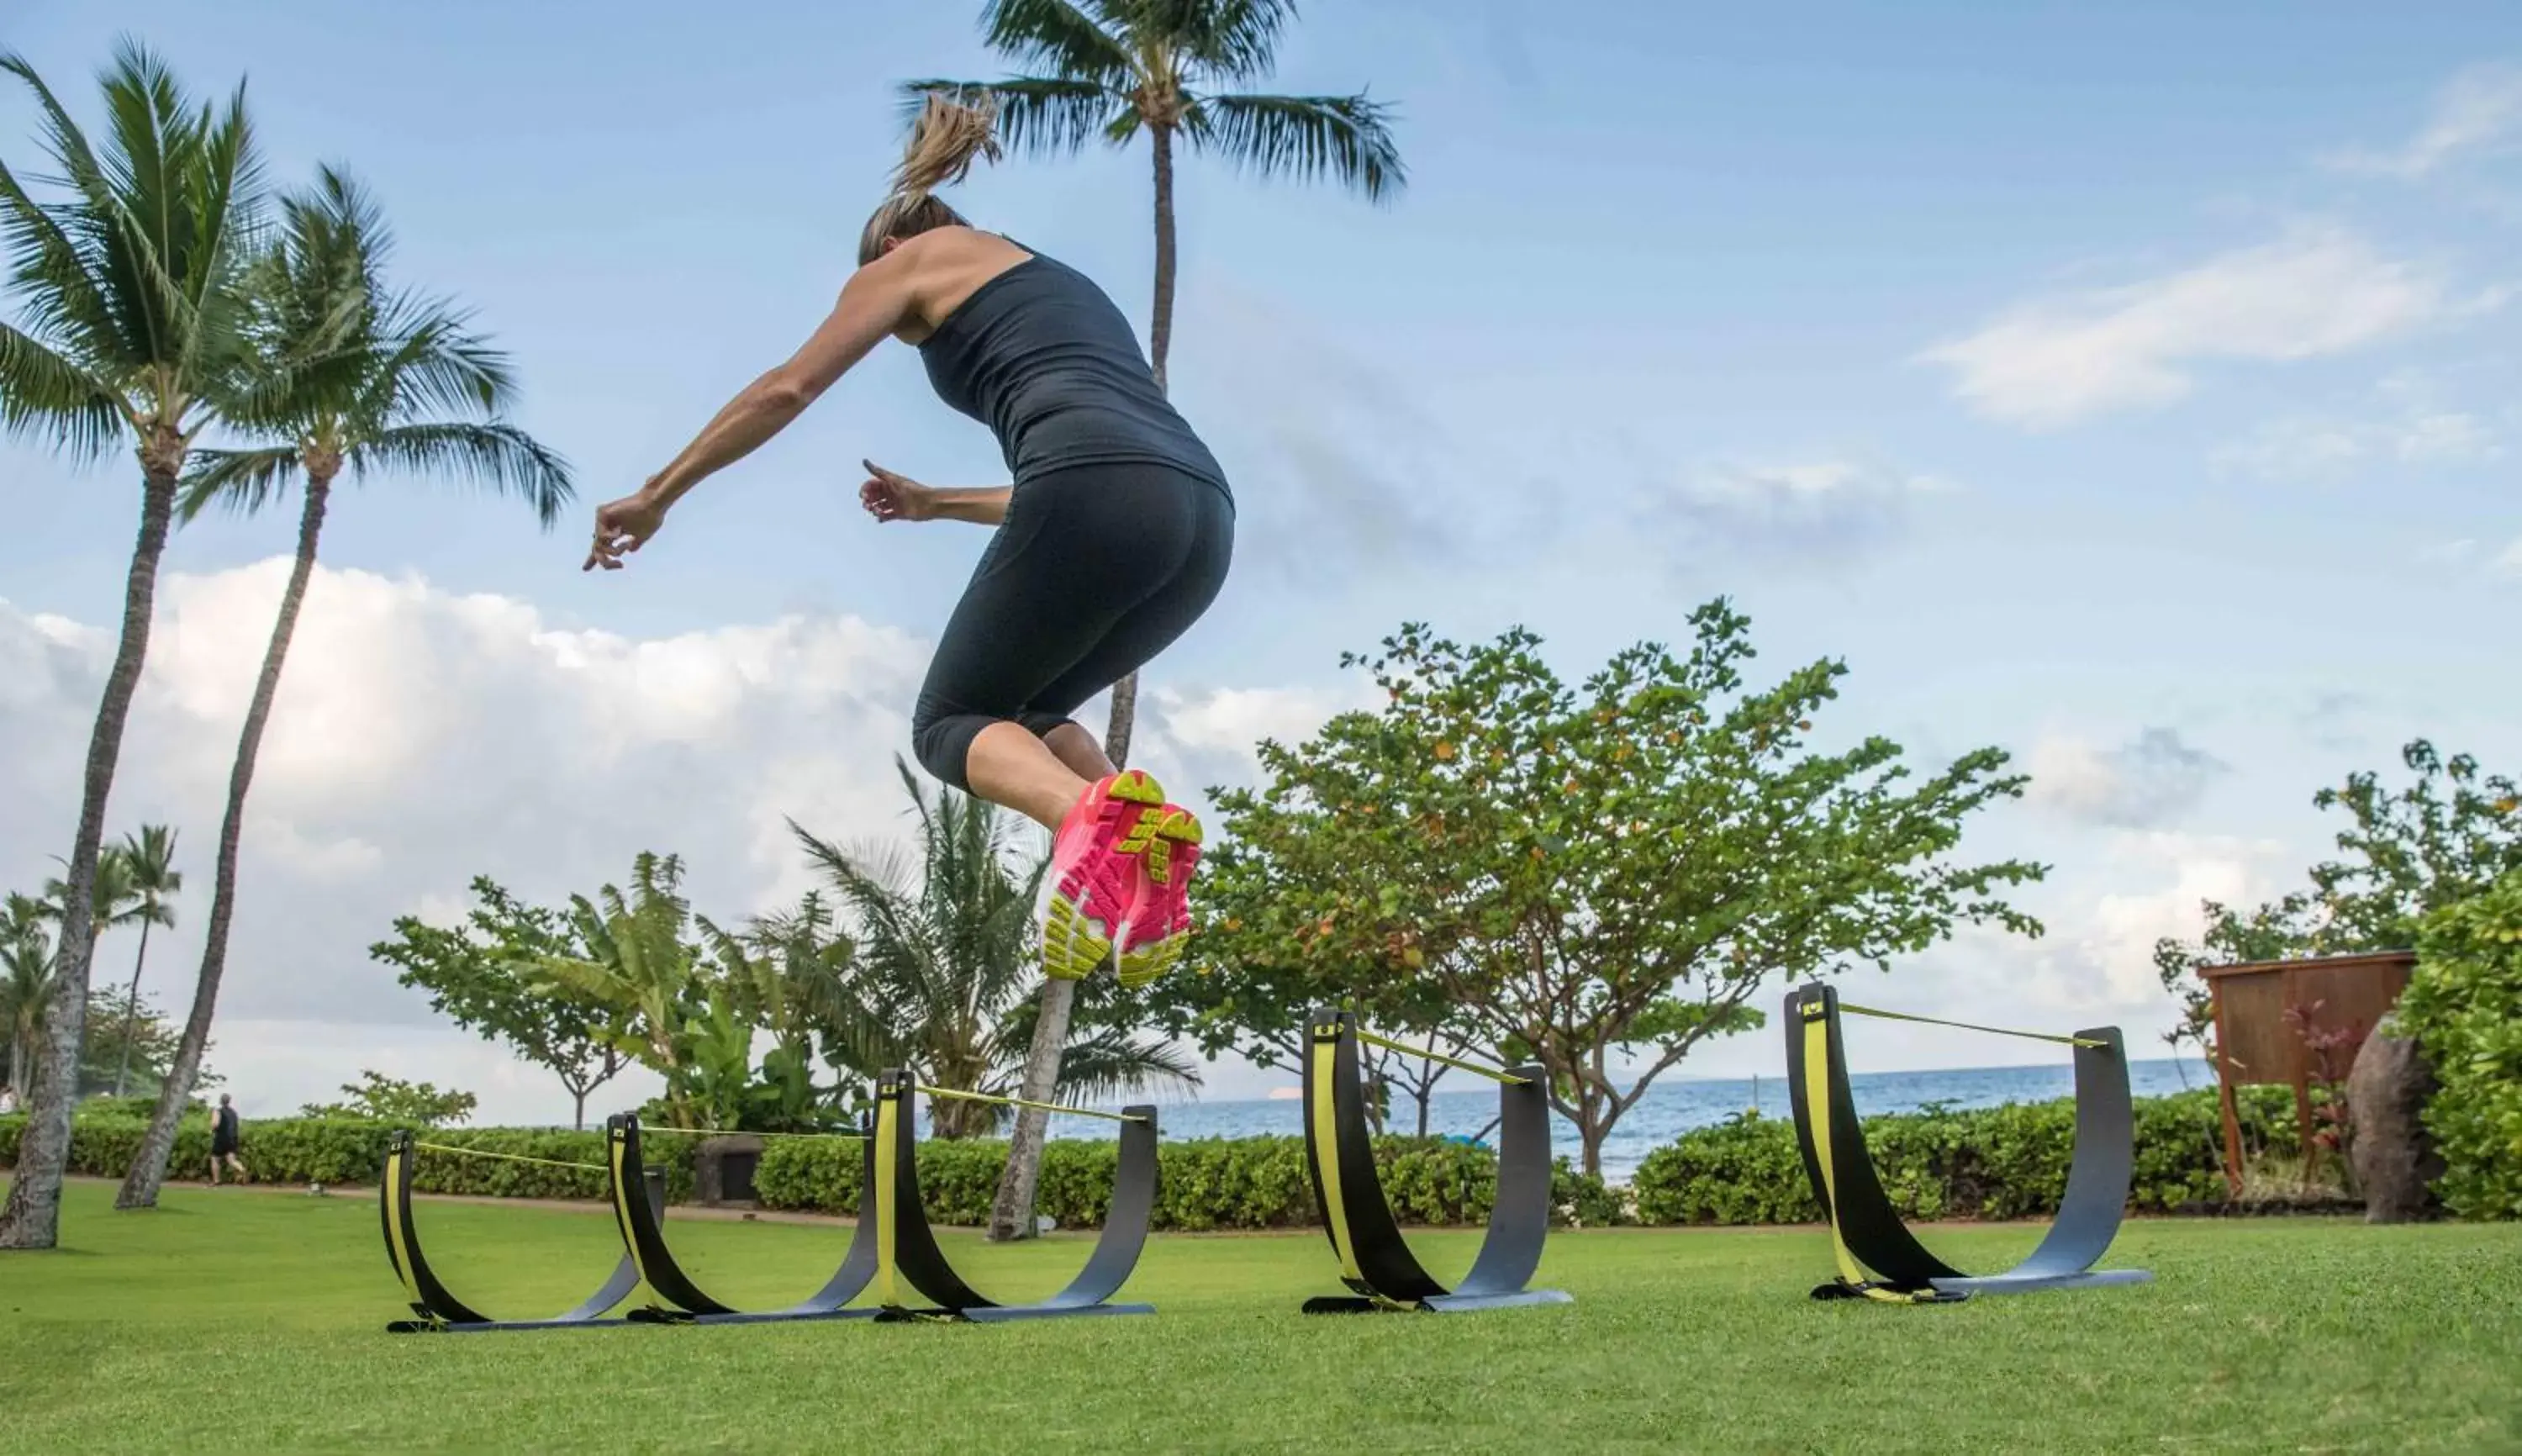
2196, 950, 2416, 1193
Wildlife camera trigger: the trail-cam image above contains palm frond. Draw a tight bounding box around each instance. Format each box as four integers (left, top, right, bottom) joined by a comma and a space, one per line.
177, 445, 301, 521
898, 77, 1126, 160
1183, 90, 1407, 201
0, 155, 124, 376
0, 320, 124, 457
1141, 0, 1297, 85
1053, 1026, 1201, 1105
979, 0, 1137, 87
348, 421, 575, 527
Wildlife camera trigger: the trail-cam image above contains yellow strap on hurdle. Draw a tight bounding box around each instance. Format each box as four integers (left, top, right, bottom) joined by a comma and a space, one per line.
626, 1125, 868, 1140
911, 1084, 1148, 1123
1836, 1003, 2108, 1050
1350, 1027, 1530, 1084
411, 1142, 605, 1173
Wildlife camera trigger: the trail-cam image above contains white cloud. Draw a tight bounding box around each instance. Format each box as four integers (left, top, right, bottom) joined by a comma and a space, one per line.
1640, 456, 1951, 561
2496, 538, 2522, 578
2027, 727, 2228, 831
2325, 62, 2522, 179
2214, 406, 2501, 480
1919, 227, 2473, 429
0, 564, 1384, 1124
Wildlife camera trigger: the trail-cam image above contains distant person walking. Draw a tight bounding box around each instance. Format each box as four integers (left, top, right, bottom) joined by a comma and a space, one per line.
208, 1093, 245, 1184
0, 1084, 18, 1115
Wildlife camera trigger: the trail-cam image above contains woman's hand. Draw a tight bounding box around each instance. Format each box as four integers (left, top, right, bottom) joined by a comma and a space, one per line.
583, 484, 671, 572
859, 460, 939, 524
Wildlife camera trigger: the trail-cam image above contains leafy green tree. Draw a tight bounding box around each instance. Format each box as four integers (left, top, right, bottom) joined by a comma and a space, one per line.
120, 167, 571, 1211
1189, 604, 2045, 1175
300, 1069, 477, 1128
368, 877, 630, 1130
76, 985, 191, 1099
792, 759, 1196, 1139
910, 0, 1405, 1237
2, 895, 57, 1100
104, 826, 182, 1096
2151, 739, 2520, 1056
0, 41, 264, 1249
528, 853, 849, 1132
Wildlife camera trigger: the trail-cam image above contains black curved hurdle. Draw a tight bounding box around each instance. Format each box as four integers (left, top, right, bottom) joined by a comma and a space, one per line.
868, 1068, 1159, 1321
604, 1114, 880, 1326
1299, 1009, 1572, 1314
1786, 981, 2154, 1303
380, 1129, 661, 1333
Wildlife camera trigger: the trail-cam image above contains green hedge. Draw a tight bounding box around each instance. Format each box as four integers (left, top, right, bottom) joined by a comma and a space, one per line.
1631, 1086, 2303, 1225
0, 1112, 697, 1202
5, 1087, 2299, 1227
750, 1132, 1604, 1230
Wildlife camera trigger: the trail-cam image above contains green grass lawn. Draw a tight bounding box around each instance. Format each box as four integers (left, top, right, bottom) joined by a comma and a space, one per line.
2, 1178, 2516, 1453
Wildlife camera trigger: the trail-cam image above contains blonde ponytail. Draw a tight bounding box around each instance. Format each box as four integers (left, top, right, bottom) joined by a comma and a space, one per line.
858, 93, 1003, 265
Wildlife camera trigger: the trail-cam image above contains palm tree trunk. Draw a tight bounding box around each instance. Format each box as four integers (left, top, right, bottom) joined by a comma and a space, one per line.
118, 472, 333, 1211
984, 976, 1075, 1241
111, 918, 154, 1097
0, 465, 179, 1249
1100, 120, 1180, 773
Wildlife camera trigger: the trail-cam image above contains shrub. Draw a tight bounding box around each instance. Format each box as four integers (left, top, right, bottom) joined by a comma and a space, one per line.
2400, 872, 2522, 1220
1629, 1087, 2303, 1226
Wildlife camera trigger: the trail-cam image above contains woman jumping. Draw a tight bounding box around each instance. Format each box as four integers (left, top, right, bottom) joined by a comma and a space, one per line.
583, 97, 1232, 989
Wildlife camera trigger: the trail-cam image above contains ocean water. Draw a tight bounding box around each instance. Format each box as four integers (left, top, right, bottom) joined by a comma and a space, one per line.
1075, 1058, 2216, 1185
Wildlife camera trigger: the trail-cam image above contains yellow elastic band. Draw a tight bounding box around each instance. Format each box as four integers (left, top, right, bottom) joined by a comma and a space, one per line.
1350, 1028, 1529, 1084
1836, 1003, 2108, 1049
412, 1142, 604, 1173
911, 1084, 1147, 1123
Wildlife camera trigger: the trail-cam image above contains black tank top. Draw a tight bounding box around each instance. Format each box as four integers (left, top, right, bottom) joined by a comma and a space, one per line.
918, 243, 1230, 497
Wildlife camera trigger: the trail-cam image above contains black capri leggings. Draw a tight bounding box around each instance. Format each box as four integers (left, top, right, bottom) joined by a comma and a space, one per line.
911, 461, 1234, 792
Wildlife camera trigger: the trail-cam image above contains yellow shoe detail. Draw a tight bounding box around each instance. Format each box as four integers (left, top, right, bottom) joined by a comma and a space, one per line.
1109, 770, 1165, 806
1042, 894, 1111, 982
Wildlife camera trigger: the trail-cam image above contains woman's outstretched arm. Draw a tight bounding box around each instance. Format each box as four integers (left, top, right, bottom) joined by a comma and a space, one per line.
646, 258, 919, 509
584, 247, 924, 570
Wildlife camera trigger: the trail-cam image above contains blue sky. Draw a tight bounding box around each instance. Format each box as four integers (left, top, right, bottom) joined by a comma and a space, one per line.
3, 2, 2516, 1121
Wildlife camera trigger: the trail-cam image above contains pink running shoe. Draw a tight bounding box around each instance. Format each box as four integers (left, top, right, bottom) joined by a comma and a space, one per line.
1042, 769, 1168, 982
1116, 803, 1203, 989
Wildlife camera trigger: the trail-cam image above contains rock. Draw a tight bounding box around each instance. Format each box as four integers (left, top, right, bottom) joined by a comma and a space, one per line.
2346, 1033, 2443, 1223
694, 1133, 765, 1207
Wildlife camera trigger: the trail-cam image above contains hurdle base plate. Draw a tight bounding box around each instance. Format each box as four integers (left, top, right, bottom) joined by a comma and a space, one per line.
686, 1306, 885, 1327
386, 1316, 638, 1334
1303, 1288, 1573, 1315
874, 1301, 1154, 1324
1929, 1268, 2153, 1297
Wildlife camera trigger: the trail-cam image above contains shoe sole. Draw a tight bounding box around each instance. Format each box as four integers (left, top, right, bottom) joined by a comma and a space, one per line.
1116, 806, 1203, 989
1043, 770, 1167, 982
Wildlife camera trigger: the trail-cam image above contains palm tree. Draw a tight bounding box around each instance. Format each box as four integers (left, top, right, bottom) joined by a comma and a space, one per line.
794, 759, 1195, 1138
907, 0, 1401, 1237
2, 895, 57, 1101
106, 826, 181, 1097
0, 41, 262, 1250
116, 168, 573, 1211
908, 0, 1405, 767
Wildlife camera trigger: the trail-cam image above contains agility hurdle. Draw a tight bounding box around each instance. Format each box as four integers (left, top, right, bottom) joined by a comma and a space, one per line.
1300, 1008, 1572, 1314
604, 1116, 880, 1325
1786, 981, 2154, 1304
865, 1070, 1160, 1321
379, 1130, 663, 1333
